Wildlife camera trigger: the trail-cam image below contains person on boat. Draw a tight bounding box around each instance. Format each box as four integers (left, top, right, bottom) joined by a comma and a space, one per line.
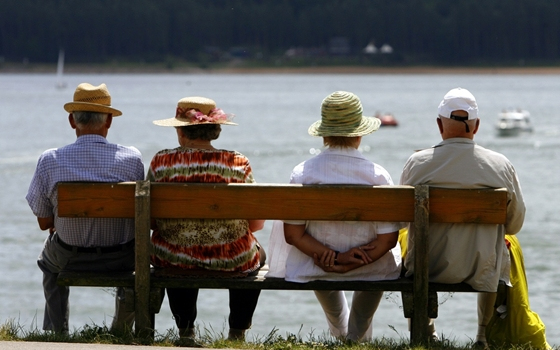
148, 96, 266, 345
26, 83, 144, 334
266, 91, 402, 342
399, 87, 549, 349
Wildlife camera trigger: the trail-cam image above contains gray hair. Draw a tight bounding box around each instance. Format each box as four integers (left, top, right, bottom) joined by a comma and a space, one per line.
72, 111, 108, 130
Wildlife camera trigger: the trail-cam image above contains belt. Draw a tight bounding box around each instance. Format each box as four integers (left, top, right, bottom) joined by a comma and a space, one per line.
56, 235, 134, 254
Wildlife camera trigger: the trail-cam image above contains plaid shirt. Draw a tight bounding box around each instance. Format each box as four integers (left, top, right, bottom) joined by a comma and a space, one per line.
26, 135, 144, 247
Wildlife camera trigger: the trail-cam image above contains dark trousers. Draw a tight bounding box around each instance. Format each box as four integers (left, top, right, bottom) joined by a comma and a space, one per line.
167, 245, 266, 330
166, 287, 261, 330
37, 233, 135, 332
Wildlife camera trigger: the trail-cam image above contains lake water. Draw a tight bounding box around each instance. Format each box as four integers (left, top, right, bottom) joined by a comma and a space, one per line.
0, 72, 558, 345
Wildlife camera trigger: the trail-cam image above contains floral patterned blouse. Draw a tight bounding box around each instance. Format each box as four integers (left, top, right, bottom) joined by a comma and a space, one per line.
147, 147, 261, 273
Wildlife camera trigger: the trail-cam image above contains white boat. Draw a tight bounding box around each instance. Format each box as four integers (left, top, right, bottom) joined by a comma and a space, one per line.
55, 49, 67, 89
495, 109, 533, 137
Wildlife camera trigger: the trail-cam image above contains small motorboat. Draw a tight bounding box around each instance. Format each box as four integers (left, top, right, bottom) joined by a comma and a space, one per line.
495, 109, 533, 137
376, 113, 399, 127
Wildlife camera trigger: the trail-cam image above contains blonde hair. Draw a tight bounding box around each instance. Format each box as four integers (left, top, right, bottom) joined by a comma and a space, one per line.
323, 136, 359, 148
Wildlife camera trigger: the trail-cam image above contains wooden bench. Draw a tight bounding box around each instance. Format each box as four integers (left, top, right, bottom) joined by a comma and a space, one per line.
56, 181, 507, 344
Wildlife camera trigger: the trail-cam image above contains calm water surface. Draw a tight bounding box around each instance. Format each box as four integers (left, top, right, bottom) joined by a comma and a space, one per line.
0, 73, 558, 345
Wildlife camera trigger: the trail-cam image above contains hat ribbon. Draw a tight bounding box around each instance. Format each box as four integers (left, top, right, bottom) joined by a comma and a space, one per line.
176, 107, 231, 123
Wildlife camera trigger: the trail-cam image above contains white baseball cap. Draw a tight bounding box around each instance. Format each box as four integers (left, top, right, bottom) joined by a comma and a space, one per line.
437, 87, 478, 120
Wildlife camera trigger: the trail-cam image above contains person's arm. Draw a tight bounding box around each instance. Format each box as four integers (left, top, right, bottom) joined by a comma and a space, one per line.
358, 231, 399, 262
238, 157, 266, 233
284, 223, 329, 257
314, 231, 399, 273
314, 248, 370, 273
285, 223, 370, 273
249, 219, 265, 232
504, 168, 525, 235
37, 216, 55, 234
147, 160, 160, 231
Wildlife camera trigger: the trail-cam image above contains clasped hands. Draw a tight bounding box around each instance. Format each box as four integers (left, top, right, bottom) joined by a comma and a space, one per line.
313, 243, 376, 273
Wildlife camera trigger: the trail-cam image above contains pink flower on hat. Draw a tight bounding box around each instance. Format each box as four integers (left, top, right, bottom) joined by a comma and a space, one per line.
176, 107, 231, 124
153, 96, 237, 127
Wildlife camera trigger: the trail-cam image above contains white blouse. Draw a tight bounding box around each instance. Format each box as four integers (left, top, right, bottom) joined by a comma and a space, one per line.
266, 147, 402, 282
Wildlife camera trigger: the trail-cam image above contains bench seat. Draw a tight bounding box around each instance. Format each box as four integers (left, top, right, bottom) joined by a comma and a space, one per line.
58, 266, 477, 292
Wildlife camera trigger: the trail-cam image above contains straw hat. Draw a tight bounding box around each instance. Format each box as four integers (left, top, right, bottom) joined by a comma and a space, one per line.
63, 83, 122, 116
153, 96, 237, 127
308, 91, 380, 137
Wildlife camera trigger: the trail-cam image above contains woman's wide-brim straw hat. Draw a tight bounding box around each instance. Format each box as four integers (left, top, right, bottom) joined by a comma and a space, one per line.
153, 96, 237, 127
308, 91, 380, 137
63, 83, 122, 116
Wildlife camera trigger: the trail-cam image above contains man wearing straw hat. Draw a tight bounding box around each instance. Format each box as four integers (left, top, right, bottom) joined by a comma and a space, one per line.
267, 91, 403, 341
26, 83, 144, 334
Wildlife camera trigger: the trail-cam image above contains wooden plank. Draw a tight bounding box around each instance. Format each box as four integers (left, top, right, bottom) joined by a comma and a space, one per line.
411, 185, 430, 345
57, 271, 134, 287
134, 180, 152, 338
150, 183, 416, 222
57, 269, 477, 293
58, 183, 507, 224
58, 182, 136, 218
429, 282, 477, 293
151, 275, 414, 291
429, 187, 508, 224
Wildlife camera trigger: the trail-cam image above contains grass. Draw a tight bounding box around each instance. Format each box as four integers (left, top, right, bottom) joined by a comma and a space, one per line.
0, 319, 554, 350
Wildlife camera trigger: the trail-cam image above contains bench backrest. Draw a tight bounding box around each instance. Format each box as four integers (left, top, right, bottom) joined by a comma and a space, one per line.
58, 182, 507, 224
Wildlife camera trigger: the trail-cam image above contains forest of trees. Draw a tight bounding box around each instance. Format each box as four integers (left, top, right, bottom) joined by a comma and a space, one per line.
1, 0, 560, 67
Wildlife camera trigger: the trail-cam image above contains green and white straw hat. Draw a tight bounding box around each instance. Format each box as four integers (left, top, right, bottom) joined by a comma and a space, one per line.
308, 91, 381, 137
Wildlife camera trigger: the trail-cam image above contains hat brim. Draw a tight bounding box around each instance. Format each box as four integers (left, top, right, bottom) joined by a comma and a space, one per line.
308, 116, 381, 137
64, 102, 122, 116
152, 117, 238, 127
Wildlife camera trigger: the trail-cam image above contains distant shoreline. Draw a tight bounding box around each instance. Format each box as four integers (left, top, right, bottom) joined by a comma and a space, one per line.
2, 63, 560, 75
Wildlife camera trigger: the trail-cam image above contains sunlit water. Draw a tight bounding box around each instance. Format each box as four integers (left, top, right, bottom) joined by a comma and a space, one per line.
0, 73, 558, 345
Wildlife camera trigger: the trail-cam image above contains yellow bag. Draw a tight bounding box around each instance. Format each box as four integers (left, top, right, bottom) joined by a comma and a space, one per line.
486, 235, 550, 349
398, 229, 550, 348
398, 227, 409, 259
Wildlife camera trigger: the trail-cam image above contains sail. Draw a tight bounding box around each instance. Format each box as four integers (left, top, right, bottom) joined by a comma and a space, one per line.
56, 49, 67, 89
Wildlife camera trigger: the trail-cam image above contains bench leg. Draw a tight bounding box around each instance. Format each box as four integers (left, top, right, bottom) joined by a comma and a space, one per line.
428, 291, 438, 319
134, 293, 154, 340
132, 287, 162, 340
401, 291, 414, 319
149, 287, 164, 314
110, 287, 135, 334
124, 287, 135, 312
401, 290, 439, 344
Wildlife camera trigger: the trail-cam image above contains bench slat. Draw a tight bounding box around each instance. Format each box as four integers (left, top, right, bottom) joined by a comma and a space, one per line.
150, 183, 416, 222
58, 182, 136, 218
429, 187, 508, 224
57, 269, 476, 292
57, 271, 134, 287
58, 183, 508, 225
